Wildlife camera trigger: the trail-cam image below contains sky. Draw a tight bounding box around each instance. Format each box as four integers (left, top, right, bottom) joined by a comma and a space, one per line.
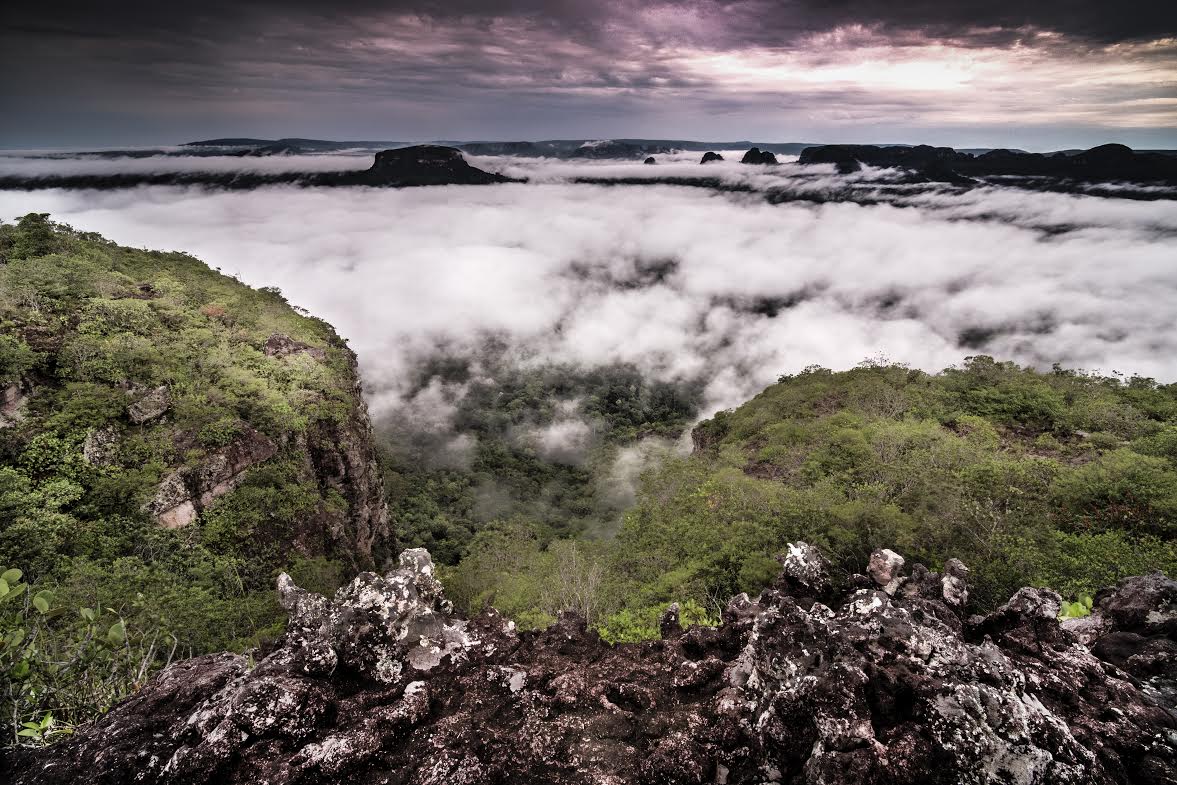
2, 1, 1176, 149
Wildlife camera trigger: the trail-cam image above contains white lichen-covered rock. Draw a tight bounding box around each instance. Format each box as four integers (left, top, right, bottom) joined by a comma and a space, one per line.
82, 427, 120, 465
867, 548, 905, 594
9, 548, 1176, 785
0, 382, 29, 427
127, 384, 171, 424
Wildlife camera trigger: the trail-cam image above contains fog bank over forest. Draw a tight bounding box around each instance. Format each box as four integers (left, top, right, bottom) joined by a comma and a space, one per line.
3, 154, 1174, 421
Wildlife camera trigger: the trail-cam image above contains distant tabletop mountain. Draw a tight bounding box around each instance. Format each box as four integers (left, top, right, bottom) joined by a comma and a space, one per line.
0, 145, 516, 191
797, 142, 1177, 185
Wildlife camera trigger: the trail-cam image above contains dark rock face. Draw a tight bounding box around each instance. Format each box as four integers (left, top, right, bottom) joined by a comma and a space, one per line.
9, 545, 1176, 785
644, 156, 657, 165
740, 147, 779, 165
359, 145, 513, 186
700, 151, 724, 164
296, 342, 394, 570
799, 143, 1177, 186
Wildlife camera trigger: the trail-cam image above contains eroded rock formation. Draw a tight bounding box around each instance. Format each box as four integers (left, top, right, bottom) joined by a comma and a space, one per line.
144, 426, 279, 528
740, 147, 779, 165
8, 546, 1176, 784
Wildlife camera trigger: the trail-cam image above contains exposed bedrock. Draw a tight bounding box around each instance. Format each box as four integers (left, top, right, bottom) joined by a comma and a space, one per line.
8, 546, 1176, 784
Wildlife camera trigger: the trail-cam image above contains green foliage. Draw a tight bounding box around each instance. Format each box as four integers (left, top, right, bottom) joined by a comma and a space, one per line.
1059, 594, 1093, 620
8, 213, 60, 262
445, 358, 1176, 642
0, 333, 38, 385
0, 217, 369, 745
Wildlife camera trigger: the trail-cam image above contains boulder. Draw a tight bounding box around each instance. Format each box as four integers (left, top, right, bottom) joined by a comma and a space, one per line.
0, 382, 28, 428
263, 334, 327, 361
643, 156, 657, 165
867, 548, 904, 594
82, 427, 119, 465
127, 385, 170, 424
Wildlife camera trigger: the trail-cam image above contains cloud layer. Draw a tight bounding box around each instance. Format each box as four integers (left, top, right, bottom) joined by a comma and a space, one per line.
3, 156, 1175, 422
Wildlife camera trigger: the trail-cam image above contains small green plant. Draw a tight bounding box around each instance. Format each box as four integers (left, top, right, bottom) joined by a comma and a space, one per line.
1059, 594, 1094, 619
16, 712, 72, 745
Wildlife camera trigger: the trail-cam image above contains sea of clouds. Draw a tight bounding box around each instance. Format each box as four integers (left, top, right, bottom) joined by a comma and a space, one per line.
2, 152, 1175, 428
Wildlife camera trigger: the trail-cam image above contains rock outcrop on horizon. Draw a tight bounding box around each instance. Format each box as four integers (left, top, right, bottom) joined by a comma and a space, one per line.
700, 151, 724, 164
740, 147, 779, 165
799, 143, 1177, 185
354, 145, 514, 186
8, 544, 1175, 785
0, 146, 515, 191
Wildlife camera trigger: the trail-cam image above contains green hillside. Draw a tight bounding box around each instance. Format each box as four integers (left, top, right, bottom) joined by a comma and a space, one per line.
448, 359, 1177, 640
0, 214, 389, 742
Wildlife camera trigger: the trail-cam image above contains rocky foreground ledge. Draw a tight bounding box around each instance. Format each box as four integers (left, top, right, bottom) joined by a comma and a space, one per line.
7, 546, 1175, 785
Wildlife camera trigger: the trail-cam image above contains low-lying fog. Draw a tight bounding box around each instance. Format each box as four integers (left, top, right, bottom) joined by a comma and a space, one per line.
2, 153, 1176, 425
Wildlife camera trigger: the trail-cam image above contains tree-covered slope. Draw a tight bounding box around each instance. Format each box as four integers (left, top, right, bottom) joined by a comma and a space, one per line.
619, 359, 1177, 610
0, 214, 391, 740
449, 358, 1177, 640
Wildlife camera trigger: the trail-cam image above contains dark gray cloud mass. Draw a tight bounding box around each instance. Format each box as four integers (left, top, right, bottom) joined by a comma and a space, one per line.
2, 1, 1175, 147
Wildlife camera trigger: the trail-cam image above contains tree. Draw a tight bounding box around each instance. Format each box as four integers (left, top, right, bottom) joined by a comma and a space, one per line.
10, 214, 57, 261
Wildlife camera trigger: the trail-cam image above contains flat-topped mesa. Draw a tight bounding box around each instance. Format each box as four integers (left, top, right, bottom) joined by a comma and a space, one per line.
357, 145, 516, 186
11, 543, 1175, 784
799, 142, 1177, 185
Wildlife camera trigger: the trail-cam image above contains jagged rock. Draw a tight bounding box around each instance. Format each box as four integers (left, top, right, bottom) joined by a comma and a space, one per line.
773, 541, 832, 601
82, 427, 120, 465
700, 151, 724, 164
660, 602, 682, 639
643, 156, 657, 165
144, 426, 278, 528
0, 382, 28, 427
1063, 572, 1177, 709
867, 548, 904, 594
127, 385, 171, 424
740, 147, 778, 165
10, 546, 1177, 785
263, 334, 327, 361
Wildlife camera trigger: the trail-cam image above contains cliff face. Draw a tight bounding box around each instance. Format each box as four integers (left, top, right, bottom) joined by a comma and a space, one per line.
10, 544, 1174, 785
0, 216, 392, 578
297, 344, 392, 569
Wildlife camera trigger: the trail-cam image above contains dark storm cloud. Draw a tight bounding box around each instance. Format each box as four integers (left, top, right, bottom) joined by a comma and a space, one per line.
2, 1, 1175, 146
6, 1, 1175, 44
